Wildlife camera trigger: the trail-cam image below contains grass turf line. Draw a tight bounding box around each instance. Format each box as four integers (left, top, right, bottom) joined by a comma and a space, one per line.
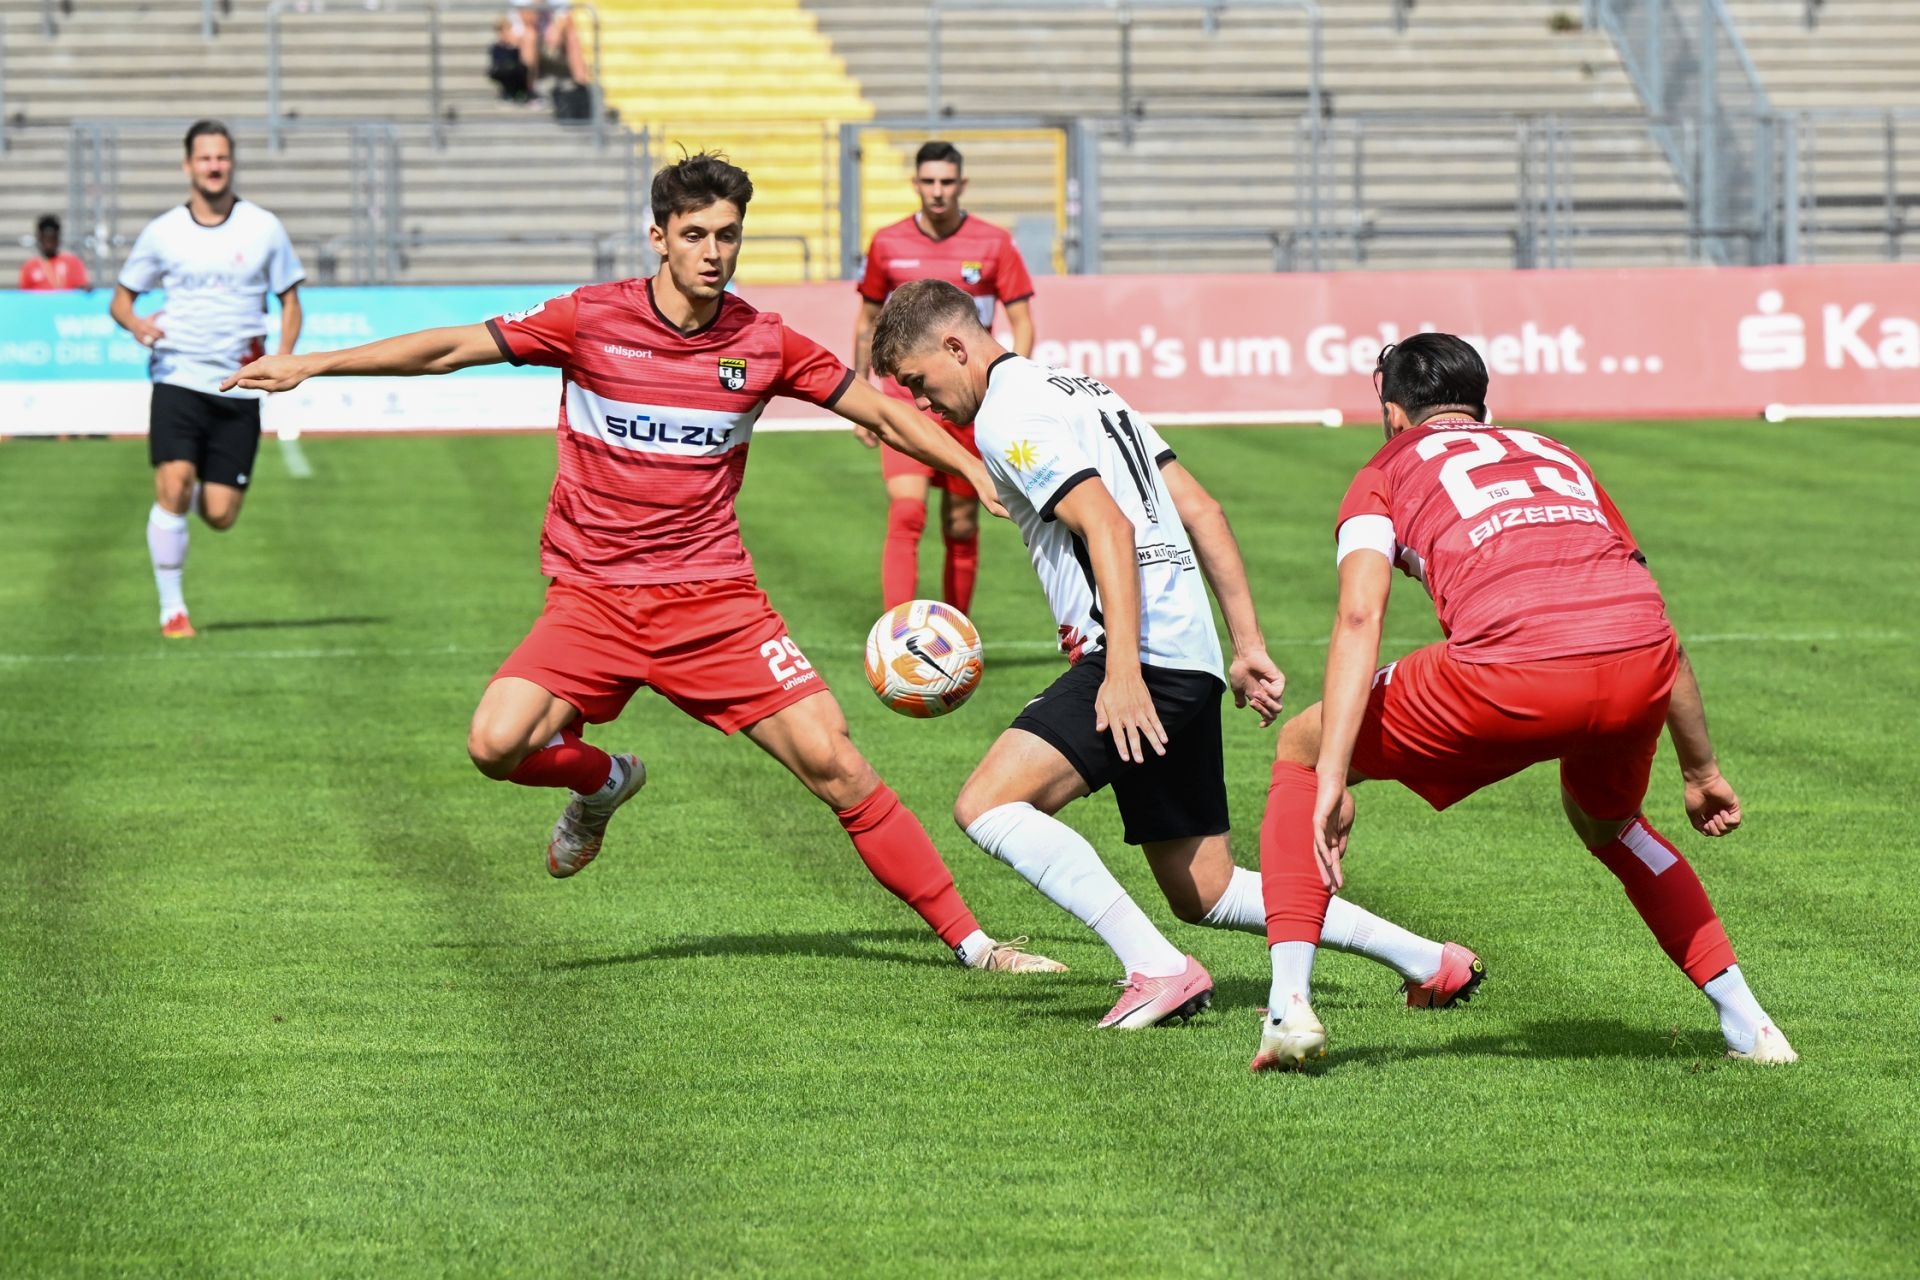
1, 420, 1916, 1277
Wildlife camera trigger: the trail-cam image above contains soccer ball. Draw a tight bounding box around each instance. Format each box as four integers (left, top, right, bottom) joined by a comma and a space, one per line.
864, 600, 985, 718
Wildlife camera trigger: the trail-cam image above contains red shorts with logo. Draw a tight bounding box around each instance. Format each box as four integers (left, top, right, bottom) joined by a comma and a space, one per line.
878, 378, 979, 495
1351, 635, 1680, 820
494, 576, 825, 734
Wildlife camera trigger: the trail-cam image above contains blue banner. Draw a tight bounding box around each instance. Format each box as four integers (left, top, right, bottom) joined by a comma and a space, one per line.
0, 285, 576, 382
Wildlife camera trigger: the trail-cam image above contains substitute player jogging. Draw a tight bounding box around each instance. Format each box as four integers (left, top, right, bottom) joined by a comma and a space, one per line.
111, 119, 305, 638
225, 153, 1060, 976
1252, 332, 1795, 1071
871, 280, 1483, 1028
852, 141, 1037, 615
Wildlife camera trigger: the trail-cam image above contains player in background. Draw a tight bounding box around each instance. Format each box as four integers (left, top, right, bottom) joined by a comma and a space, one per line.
111, 120, 304, 638
852, 141, 1036, 615
871, 281, 1482, 1027
19, 215, 91, 291
1252, 333, 1794, 1071
226, 153, 1061, 976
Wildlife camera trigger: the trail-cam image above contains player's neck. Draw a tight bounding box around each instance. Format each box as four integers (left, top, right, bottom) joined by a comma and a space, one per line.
650, 271, 721, 333
188, 191, 237, 225
917, 209, 964, 240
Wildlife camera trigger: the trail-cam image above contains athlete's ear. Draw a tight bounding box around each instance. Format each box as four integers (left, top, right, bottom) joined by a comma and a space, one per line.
945, 333, 968, 364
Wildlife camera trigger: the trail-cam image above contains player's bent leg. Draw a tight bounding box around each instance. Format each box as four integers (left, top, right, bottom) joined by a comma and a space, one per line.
468, 676, 589, 781
743, 692, 1058, 969
196, 482, 246, 532
938, 488, 980, 613
148, 460, 198, 636
959, 729, 1201, 1020
882, 472, 931, 609
1564, 788, 1794, 1063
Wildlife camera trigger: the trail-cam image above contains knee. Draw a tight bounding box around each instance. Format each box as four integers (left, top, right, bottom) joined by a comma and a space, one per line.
802, 735, 877, 810
944, 511, 978, 543
1274, 710, 1319, 767
952, 786, 990, 834
887, 496, 928, 534
200, 506, 239, 532
466, 719, 526, 780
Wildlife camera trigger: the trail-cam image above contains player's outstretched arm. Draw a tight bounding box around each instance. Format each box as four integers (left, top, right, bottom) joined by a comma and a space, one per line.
1667, 643, 1742, 837
849, 299, 884, 448
1052, 480, 1167, 765
1313, 549, 1392, 889
221, 323, 504, 393
833, 379, 1006, 516
1160, 460, 1284, 726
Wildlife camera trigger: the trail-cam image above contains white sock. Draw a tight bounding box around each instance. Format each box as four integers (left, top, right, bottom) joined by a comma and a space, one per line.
147, 503, 189, 622
953, 928, 996, 968
1320, 895, 1446, 983
1703, 964, 1772, 1054
1268, 940, 1317, 1017
965, 801, 1185, 978
1198, 867, 1445, 983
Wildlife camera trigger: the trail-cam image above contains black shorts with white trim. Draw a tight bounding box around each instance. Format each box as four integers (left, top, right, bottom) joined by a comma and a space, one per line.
1011, 649, 1230, 846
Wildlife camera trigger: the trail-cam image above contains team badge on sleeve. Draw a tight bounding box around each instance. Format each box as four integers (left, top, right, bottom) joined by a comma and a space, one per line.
717, 357, 748, 391
960, 261, 983, 285
1005, 440, 1040, 470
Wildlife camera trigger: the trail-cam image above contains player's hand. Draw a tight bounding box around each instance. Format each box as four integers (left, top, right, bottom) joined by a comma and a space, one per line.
221, 354, 310, 394
970, 474, 1010, 520
127, 315, 166, 348
1310, 771, 1354, 891
1683, 768, 1742, 837
1094, 669, 1167, 764
851, 423, 879, 449
1229, 647, 1286, 728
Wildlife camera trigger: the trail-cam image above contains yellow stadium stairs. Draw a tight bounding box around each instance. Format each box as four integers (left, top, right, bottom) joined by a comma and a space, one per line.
591, 0, 919, 285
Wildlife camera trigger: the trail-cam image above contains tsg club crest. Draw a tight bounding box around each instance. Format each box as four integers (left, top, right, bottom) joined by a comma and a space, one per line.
717, 356, 748, 391
959, 261, 983, 285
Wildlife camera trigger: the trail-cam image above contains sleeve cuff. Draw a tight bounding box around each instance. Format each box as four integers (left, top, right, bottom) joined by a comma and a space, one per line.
1002, 292, 1035, 306
821, 366, 858, 410
485, 319, 524, 366
276, 276, 307, 296
855, 284, 886, 303
1154, 448, 1176, 468
1039, 468, 1099, 523
1335, 514, 1396, 565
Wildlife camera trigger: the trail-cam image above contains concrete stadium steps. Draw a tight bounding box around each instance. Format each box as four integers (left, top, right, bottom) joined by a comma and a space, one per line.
595, 0, 883, 281
0, 121, 645, 287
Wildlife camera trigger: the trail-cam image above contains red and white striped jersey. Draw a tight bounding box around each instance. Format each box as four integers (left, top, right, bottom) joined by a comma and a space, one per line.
1335, 419, 1672, 663
488, 279, 855, 585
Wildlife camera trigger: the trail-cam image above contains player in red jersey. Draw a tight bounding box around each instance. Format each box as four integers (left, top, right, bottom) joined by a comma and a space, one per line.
1250, 333, 1795, 1071
224, 153, 1062, 974
852, 141, 1036, 613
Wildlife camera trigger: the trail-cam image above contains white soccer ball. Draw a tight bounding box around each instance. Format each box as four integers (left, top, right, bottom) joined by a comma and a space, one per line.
864, 599, 985, 718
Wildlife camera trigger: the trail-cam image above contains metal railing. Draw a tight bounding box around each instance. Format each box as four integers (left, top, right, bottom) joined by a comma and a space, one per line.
1585, 0, 1776, 263
1789, 108, 1920, 262
266, 0, 605, 152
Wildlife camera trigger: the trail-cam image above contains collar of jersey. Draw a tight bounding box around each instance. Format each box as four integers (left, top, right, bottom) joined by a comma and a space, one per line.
912, 211, 969, 243
646, 276, 728, 338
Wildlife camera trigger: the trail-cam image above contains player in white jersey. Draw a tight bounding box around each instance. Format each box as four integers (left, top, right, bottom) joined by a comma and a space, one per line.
871, 280, 1483, 1028
110, 120, 305, 638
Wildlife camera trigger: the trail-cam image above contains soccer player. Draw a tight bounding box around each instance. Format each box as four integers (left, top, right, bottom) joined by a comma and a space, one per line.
1251, 333, 1795, 1071
19, 215, 90, 291
110, 120, 305, 638
870, 280, 1482, 1028
224, 153, 1060, 975
852, 141, 1036, 615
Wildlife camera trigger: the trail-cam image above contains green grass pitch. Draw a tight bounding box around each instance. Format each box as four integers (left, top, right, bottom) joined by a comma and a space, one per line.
2, 419, 1915, 1277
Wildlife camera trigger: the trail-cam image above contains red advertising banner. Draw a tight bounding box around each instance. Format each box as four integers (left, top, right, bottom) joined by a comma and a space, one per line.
747, 262, 1920, 425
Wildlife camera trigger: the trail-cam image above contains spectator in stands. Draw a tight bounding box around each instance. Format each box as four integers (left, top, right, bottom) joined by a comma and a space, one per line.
19, 215, 91, 291
488, 15, 533, 103
538, 2, 592, 88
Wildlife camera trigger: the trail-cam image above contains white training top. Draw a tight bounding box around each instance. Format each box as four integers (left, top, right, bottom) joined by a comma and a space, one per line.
973, 354, 1224, 681
118, 198, 305, 398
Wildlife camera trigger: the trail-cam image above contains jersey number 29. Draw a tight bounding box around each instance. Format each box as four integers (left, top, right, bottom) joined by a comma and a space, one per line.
1414, 429, 1595, 520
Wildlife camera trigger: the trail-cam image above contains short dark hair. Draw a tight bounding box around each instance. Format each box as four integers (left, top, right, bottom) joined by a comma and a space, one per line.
914, 141, 963, 173
871, 278, 986, 376
650, 151, 753, 227
184, 119, 234, 157
1375, 333, 1488, 423
36, 214, 60, 235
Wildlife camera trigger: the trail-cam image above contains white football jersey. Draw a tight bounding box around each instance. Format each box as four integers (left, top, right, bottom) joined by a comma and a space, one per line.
118, 198, 305, 398
974, 354, 1224, 681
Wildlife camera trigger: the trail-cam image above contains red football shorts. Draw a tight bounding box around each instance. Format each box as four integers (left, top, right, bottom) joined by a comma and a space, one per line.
878, 377, 980, 496
1350, 635, 1680, 820
494, 576, 826, 734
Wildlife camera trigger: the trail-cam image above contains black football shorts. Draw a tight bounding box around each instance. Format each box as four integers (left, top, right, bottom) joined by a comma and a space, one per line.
149, 383, 263, 489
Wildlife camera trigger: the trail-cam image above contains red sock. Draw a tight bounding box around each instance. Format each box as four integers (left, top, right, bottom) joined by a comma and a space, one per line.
882, 497, 926, 608
506, 722, 613, 793
836, 782, 979, 948
1589, 816, 1737, 985
1260, 760, 1331, 945
942, 529, 979, 614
